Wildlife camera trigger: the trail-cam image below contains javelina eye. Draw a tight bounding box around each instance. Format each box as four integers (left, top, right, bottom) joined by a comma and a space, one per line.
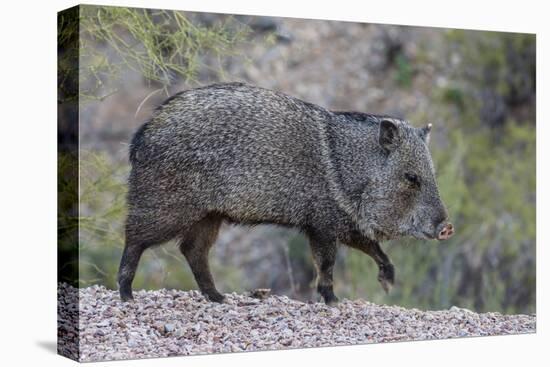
404, 173, 420, 187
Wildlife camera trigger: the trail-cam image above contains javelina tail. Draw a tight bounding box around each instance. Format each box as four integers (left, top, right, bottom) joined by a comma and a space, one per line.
129, 122, 148, 164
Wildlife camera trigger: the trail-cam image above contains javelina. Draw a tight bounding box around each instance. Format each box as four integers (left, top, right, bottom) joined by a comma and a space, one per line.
118, 82, 454, 305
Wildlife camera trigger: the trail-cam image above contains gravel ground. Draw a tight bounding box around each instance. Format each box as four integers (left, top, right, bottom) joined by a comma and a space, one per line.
57, 283, 536, 362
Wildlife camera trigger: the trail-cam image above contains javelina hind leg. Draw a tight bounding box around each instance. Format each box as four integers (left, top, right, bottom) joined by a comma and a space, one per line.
308, 233, 339, 306
179, 215, 224, 303
347, 239, 395, 293
118, 216, 183, 302
118, 240, 146, 302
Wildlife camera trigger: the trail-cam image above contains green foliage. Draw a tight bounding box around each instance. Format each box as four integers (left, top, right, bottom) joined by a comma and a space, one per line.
78, 151, 127, 287
445, 30, 535, 122
78, 6, 251, 101
394, 54, 413, 88
58, 7, 80, 104
441, 87, 465, 112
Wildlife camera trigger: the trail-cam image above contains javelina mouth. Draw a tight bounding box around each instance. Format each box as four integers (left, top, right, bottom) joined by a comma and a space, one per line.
422, 230, 437, 240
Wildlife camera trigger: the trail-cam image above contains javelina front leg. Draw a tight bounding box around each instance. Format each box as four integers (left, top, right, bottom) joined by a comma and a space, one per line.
178, 216, 225, 303
348, 239, 395, 293
308, 233, 339, 306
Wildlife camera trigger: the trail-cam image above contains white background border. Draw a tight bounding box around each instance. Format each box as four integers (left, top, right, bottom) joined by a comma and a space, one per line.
0, 0, 545, 366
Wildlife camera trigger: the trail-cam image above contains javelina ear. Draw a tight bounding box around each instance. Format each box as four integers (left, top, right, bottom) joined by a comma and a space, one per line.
378, 119, 401, 153
419, 123, 432, 144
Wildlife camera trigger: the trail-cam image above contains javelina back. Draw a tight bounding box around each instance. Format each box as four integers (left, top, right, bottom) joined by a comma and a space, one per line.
118, 82, 454, 305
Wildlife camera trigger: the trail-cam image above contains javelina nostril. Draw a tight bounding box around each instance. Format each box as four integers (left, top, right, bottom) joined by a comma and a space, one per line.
438, 223, 454, 240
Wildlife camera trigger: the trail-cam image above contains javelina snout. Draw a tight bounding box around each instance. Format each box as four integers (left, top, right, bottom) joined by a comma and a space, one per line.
437, 222, 454, 240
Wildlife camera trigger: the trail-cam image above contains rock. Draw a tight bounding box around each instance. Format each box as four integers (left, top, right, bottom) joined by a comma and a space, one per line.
250, 288, 271, 300
96, 320, 110, 327
163, 324, 175, 334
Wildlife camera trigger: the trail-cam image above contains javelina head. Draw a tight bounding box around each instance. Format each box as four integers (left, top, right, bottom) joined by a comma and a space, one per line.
359, 119, 454, 241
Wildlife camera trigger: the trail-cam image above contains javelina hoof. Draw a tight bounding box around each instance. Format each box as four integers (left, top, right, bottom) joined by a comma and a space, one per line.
318, 285, 339, 306
119, 288, 134, 302
203, 290, 225, 303
325, 296, 340, 307
378, 263, 395, 293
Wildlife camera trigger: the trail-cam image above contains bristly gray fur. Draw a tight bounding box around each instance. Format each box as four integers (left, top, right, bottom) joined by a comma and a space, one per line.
118, 82, 450, 305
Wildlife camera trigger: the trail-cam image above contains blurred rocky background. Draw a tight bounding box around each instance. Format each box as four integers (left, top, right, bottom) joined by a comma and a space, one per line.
61, 5, 535, 314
